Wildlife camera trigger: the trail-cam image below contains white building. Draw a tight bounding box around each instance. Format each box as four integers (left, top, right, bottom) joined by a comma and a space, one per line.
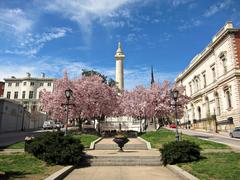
176, 22, 240, 133
4, 72, 54, 111
3, 73, 54, 129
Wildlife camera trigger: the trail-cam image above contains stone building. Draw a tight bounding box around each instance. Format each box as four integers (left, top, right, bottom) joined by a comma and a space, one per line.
176, 22, 240, 133
4, 72, 54, 111
3, 73, 54, 129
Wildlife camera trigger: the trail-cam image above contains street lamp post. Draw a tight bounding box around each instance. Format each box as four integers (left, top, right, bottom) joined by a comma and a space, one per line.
171, 89, 180, 141
63, 88, 73, 136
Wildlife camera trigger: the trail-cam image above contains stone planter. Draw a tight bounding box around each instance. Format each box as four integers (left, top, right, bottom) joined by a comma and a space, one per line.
113, 136, 129, 152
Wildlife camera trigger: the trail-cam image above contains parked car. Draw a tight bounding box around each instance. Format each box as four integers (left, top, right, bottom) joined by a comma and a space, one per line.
169, 124, 176, 128
43, 120, 56, 130
230, 127, 240, 138
56, 122, 64, 128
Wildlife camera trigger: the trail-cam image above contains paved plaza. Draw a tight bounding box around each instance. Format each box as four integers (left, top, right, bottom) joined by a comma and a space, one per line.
64, 138, 186, 179
65, 166, 185, 180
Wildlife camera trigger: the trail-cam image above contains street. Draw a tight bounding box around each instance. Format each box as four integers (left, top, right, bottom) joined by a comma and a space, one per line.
166, 127, 240, 149
0, 130, 46, 147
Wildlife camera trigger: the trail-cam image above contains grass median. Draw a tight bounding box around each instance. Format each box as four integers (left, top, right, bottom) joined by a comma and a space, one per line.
5, 133, 99, 150
73, 134, 99, 148
140, 128, 228, 150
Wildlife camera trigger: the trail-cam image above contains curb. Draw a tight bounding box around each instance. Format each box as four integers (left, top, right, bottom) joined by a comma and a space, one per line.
137, 137, 151, 150
90, 137, 103, 150
167, 165, 199, 180
45, 165, 74, 180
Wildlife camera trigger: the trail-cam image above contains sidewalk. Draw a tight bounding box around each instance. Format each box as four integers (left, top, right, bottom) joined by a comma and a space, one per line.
65, 166, 185, 180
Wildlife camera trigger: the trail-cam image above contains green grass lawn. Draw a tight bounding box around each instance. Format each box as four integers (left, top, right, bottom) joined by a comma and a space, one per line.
6, 141, 25, 149
140, 128, 228, 150
73, 134, 99, 148
0, 153, 62, 179
5, 134, 99, 149
178, 152, 240, 180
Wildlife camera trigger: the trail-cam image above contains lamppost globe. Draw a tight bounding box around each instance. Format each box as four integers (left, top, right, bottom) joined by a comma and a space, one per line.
171, 89, 179, 102
65, 88, 73, 99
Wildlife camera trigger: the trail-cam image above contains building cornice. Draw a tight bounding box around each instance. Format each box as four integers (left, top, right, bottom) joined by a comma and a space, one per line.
4, 77, 55, 81
176, 22, 240, 82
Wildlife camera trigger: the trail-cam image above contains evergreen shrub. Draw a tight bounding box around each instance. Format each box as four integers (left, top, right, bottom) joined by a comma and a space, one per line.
26, 132, 84, 165
160, 140, 201, 166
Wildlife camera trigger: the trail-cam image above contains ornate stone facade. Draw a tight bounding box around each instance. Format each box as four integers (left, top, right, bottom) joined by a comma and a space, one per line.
176, 22, 240, 133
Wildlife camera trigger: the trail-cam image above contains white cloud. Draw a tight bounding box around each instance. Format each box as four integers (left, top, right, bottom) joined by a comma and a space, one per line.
0, 8, 32, 34
178, 19, 202, 31
170, 0, 195, 7
4, 27, 71, 56
42, 0, 139, 44
204, 0, 232, 17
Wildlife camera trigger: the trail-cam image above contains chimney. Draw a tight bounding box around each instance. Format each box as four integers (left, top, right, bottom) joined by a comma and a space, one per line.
26, 72, 31, 78
41, 72, 45, 78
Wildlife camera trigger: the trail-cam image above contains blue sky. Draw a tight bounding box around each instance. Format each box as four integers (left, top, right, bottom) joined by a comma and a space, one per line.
0, 0, 239, 89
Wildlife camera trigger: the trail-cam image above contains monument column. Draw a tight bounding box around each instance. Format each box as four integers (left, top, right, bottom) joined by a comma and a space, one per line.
115, 42, 125, 90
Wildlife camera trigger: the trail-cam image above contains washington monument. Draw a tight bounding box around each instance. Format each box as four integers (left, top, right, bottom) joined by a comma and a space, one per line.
115, 42, 125, 90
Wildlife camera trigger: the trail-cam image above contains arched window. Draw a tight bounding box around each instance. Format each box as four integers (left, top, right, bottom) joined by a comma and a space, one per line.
226, 90, 232, 108
197, 106, 201, 120
215, 92, 221, 115
205, 96, 210, 117
219, 51, 227, 74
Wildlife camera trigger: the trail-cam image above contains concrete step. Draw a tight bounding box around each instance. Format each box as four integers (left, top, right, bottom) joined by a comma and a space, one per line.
87, 156, 162, 166
94, 144, 148, 150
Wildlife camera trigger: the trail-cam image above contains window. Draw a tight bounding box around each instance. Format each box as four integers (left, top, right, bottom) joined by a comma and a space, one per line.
32, 105, 36, 112
212, 67, 216, 82
29, 91, 34, 99
8, 82, 12, 87
47, 82, 51, 86
7, 92, 11, 99
30, 82, 34, 86
189, 84, 192, 95
219, 52, 227, 74
202, 73, 206, 88
226, 90, 232, 109
40, 82, 43, 86
23, 82, 27, 86
14, 92, 18, 99
222, 57, 227, 74
22, 91, 26, 99
16, 82, 19, 86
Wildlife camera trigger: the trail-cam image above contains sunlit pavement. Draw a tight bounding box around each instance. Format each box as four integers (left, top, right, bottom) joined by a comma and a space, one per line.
65, 166, 185, 180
